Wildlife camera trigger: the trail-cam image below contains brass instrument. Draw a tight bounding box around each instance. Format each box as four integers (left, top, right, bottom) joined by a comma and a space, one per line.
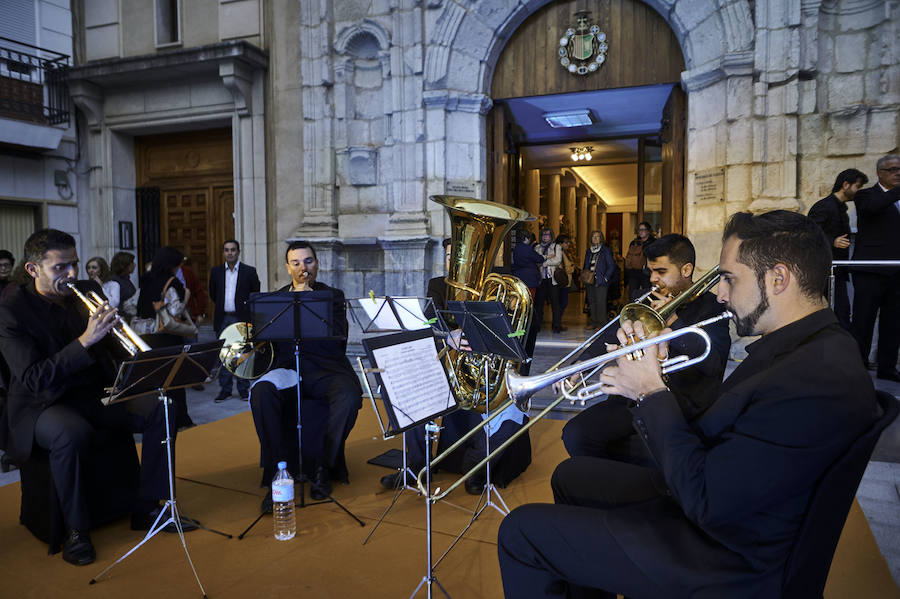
430, 195, 534, 412
218, 322, 275, 379
66, 282, 151, 356
415, 266, 728, 500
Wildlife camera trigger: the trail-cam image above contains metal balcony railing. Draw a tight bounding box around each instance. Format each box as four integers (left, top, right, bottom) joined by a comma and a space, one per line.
0, 36, 70, 125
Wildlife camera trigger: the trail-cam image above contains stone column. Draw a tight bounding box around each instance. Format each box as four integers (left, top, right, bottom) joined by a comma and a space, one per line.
588, 199, 598, 235
576, 188, 588, 261
524, 169, 540, 236
564, 185, 576, 238
547, 173, 561, 236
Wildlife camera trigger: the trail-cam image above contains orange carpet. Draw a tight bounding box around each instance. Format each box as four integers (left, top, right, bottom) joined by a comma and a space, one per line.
0, 407, 896, 598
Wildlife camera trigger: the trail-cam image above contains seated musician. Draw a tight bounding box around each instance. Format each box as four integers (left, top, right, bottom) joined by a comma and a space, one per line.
0, 229, 193, 567
249, 241, 362, 510
498, 211, 880, 598
379, 238, 532, 494
561, 233, 730, 463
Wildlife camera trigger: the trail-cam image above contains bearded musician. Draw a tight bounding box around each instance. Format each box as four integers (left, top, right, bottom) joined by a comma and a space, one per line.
248, 241, 362, 510
560, 234, 731, 464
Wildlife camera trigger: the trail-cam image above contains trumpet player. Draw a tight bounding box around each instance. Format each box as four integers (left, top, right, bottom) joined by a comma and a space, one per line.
498, 211, 880, 598
0, 229, 191, 567
561, 234, 731, 462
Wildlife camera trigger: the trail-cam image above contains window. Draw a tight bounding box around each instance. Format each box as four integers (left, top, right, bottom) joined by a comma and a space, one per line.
155, 0, 181, 47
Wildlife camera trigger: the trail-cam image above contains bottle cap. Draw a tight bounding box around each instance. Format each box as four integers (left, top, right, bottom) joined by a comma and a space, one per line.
277, 461, 287, 470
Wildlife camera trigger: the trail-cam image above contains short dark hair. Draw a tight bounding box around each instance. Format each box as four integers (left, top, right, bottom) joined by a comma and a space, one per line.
643, 234, 696, 268
831, 169, 868, 193
722, 210, 830, 301
110, 251, 135, 276
86, 256, 111, 282
0, 249, 13, 263
24, 229, 76, 264
554, 234, 570, 245
442, 238, 452, 249
149, 246, 184, 278
285, 240, 317, 263
638, 221, 652, 231
224, 239, 240, 252
519, 230, 535, 244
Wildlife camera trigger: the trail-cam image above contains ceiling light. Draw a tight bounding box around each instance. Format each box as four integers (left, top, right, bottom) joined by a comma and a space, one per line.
570, 146, 594, 162
544, 109, 593, 128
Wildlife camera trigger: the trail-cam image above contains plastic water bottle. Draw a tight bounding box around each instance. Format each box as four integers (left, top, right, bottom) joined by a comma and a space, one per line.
272, 461, 296, 540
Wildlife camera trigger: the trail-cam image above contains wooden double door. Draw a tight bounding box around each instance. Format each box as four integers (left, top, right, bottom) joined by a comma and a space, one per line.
135, 128, 234, 317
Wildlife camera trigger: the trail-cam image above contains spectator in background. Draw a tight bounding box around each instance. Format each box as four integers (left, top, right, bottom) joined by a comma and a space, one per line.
808, 168, 868, 331
0, 249, 13, 296
511, 230, 543, 298
582, 230, 616, 330
851, 154, 900, 381
534, 228, 564, 334
555, 234, 575, 325
1, 260, 29, 300
85, 256, 120, 309
109, 251, 138, 321
624, 221, 655, 301
178, 257, 207, 324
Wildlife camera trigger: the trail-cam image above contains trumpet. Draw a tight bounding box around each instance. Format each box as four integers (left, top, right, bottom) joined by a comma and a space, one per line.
66, 282, 151, 356
416, 310, 732, 501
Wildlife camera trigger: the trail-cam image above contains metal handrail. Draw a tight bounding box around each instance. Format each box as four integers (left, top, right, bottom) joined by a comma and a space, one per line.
827, 260, 900, 309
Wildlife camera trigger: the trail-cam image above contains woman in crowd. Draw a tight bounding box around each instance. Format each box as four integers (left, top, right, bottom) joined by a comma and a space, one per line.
533, 227, 564, 333
554, 234, 575, 326
582, 230, 616, 330
136, 246, 195, 429
85, 256, 120, 309
623, 221, 655, 301
109, 251, 138, 320
511, 230, 543, 298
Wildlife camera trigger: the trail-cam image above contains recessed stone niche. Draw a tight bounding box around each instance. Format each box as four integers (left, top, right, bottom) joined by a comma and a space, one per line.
348, 146, 377, 186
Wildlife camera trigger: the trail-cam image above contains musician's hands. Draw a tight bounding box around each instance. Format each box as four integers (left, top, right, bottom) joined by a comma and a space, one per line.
648, 288, 673, 311
293, 272, 313, 292
447, 329, 471, 352
598, 320, 668, 401
79, 302, 119, 348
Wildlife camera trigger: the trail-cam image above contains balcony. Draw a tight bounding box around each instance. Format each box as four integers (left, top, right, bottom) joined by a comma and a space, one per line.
0, 36, 70, 126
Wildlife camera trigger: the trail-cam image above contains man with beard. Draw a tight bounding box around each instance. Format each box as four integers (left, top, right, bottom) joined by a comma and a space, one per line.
808, 168, 868, 331
497, 211, 879, 598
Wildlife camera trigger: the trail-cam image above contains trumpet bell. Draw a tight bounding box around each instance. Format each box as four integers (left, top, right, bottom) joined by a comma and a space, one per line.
218, 322, 275, 380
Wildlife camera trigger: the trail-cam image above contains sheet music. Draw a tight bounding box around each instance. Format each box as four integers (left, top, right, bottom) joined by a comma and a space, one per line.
371, 336, 454, 429
392, 297, 431, 330
358, 298, 402, 330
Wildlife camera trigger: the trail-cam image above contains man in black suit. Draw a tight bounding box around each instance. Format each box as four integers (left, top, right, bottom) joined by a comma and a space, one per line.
808, 168, 868, 331
249, 241, 362, 508
498, 211, 879, 598
0, 229, 193, 567
209, 239, 260, 401
851, 154, 900, 381
560, 234, 731, 463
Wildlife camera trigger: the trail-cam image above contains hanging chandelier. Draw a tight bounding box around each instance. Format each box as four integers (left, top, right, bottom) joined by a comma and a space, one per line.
570, 146, 593, 161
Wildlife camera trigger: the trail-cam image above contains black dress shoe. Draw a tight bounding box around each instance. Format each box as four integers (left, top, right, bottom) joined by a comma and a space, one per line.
62, 529, 96, 566
260, 490, 273, 514
380, 470, 418, 490
464, 478, 485, 496
877, 369, 900, 383
131, 506, 199, 533
310, 466, 332, 500
213, 391, 231, 403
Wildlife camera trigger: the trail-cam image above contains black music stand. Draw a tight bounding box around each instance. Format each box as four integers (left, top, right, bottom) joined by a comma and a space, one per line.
90, 340, 224, 597
237, 291, 364, 539
360, 328, 458, 599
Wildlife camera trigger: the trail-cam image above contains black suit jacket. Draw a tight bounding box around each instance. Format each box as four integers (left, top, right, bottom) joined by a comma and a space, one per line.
852, 183, 900, 274
269, 282, 360, 390
808, 194, 850, 261
614, 310, 878, 596
0, 280, 117, 462
209, 262, 261, 332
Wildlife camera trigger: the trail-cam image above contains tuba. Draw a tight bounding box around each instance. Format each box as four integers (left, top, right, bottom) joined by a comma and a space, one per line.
430, 195, 534, 412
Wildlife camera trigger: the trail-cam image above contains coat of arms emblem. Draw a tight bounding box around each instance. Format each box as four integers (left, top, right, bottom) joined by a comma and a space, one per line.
559, 11, 608, 76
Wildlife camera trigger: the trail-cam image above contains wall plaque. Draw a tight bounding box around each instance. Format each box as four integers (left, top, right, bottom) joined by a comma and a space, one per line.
445, 181, 477, 197
693, 168, 725, 204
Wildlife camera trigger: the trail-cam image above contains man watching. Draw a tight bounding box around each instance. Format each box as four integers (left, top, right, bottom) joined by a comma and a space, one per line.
808, 168, 868, 331
498, 211, 879, 598
249, 241, 362, 508
0, 249, 14, 296
209, 239, 260, 401
851, 154, 900, 381
0, 229, 194, 567
561, 233, 731, 462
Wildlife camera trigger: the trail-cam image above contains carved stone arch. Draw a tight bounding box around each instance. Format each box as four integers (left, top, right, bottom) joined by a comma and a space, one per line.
334, 18, 391, 56
424, 0, 755, 94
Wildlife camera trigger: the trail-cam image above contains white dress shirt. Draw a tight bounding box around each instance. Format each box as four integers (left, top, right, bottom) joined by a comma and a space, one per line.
224, 260, 240, 313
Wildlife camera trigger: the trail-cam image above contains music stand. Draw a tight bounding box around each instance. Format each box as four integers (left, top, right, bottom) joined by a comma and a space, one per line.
90, 340, 224, 597
437, 301, 527, 541
237, 291, 364, 539
360, 328, 458, 598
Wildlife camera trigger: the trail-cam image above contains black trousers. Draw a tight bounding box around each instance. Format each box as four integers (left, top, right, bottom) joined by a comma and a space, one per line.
831, 274, 851, 332
534, 278, 560, 331
249, 372, 361, 486
851, 271, 900, 373
560, 396, 653, 466
497, 456, 669, 599
33, 394, 173, 531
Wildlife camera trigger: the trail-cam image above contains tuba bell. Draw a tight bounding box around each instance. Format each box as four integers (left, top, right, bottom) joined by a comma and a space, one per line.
430, 195, 535, 412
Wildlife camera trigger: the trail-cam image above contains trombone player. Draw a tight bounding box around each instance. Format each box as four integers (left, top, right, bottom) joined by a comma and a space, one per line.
498, 211, 880, 598
560, 234, 731, 463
